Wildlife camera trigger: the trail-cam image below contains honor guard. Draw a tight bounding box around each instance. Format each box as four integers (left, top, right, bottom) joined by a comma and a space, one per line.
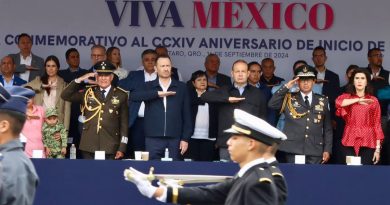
125, 109, 288, 205
61, 61, 129, 160
269, 65, 333, 164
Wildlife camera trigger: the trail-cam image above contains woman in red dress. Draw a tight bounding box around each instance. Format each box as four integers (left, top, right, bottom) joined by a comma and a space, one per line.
336, 68, 384, 165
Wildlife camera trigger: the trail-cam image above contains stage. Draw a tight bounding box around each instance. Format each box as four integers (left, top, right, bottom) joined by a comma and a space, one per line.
32, 159, 390, 205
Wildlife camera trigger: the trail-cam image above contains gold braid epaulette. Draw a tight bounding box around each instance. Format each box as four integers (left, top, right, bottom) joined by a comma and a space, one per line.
282, 93, 308, 119
81, 88, 103, 133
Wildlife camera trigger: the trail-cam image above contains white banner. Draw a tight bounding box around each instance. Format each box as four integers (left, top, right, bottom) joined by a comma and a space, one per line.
1, 0, 389, 84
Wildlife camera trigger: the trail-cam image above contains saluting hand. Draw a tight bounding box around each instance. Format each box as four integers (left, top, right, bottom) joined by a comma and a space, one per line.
285, 77, 299, 89
77, 72, 97, 85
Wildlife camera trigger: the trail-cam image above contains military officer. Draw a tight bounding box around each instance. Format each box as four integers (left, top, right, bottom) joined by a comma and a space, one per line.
268, 65, 333, 164
124, 109, 288, 205
61, 61, 128, 160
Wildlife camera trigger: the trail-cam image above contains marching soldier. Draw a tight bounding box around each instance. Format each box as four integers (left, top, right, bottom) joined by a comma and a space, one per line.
61, 61, 128, 160
124, 109, 288, 205
268, 65, 333, 164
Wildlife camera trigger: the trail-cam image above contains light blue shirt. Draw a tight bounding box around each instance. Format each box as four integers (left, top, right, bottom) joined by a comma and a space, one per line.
2, 75, 15, 88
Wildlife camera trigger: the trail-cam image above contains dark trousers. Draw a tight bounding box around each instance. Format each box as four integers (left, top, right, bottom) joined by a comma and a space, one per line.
283, 152, 322, 164
81, 151, 115, 160
343, 146, 375, 165
183, 139, 216, 161
145, 137, 181, 161
125, 117, 146, 158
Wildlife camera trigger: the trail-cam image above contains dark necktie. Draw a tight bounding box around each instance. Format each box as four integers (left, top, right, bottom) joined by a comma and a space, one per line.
101, 89, 106, 100
304, 96, 310, 107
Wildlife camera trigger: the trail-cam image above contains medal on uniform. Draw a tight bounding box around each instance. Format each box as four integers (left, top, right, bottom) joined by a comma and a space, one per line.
319, 101, 324, 106
315, 105, 323, 111
314, 119, 318, 123
109, 109, 113, 114
293, 101, 300, 108
78, 115, 86, 123
111, 96, 119, 105
318, 115, 322, 120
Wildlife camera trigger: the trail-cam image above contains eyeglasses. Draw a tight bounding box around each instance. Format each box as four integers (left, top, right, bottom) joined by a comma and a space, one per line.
370, 54, 384, 58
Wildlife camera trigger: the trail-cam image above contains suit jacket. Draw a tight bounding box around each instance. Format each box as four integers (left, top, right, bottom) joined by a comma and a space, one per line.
201, 84, 267, 148
25, 76, 71, 130
215, 73, 232, 88
268, 86, 333, 156
0, 75, 27, 86
118, 70, 145, 128
9, 53, 44, 82
166, 163, 277, 205
130, 78, 192, 140
61, 81, 129, 154
322, 69, 341, 120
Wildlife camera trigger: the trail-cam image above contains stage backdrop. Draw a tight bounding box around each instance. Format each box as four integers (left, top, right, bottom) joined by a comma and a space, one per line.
1, 0, 390, 84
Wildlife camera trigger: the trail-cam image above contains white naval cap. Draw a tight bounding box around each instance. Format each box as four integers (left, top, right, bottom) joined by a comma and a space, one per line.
225, 109, 287, 145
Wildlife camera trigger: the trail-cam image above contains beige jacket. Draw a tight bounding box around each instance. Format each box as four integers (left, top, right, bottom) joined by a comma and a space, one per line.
25, 76, 71, 130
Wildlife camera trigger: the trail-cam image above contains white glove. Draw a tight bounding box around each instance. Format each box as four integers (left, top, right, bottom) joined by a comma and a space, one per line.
124, 167, 157, 198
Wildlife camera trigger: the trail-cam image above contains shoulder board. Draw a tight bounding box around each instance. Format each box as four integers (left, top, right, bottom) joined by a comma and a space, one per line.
269, 165, 284, 178
116, 86, 129, 94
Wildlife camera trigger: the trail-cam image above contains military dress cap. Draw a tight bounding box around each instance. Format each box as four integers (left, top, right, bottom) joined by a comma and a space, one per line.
225, 109, 287, 145
0, 86, 35, 114
93, 61, 116, 74
294, 65, 317, 78
45, 107, 58, 117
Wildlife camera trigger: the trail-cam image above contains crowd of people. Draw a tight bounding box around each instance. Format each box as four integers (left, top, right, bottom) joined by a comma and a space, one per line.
1, 33, 389, 165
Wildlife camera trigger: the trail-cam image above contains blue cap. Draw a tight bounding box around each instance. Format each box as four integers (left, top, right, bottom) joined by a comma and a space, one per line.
0, 86, 35, 114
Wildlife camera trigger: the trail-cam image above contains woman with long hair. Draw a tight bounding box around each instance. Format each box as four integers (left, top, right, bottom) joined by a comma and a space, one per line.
335, 68, 384, 164
25, 55, 70, 130
106, 46, 128, 80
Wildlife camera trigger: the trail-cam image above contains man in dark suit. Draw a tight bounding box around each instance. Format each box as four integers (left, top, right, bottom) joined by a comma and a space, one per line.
61, 61, 128, 160
204, 54, 231, 90
201, 60, 267, 161
312, 46, 340, 123
125, 109, 288, 205
58, 48, 88, 159
9, 33, 44, 82
269, 65, 333, 164
0, 56, 27, 87
130, 55, 192, 160
119, 49, 158, 157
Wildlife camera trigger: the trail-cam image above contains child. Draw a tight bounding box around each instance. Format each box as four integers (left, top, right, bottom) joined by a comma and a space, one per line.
42, 107, 68, 158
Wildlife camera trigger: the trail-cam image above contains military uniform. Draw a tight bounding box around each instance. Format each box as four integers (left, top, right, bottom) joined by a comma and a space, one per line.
268, 65, 333, 163
42, 113, 67, 159
61, 61, 129, 157
0, 86, 39, 205
268, 160, 288, 205
166, 162, 277, 205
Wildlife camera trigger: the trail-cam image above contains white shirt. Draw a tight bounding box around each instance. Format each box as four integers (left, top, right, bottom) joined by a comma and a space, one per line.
19, 53, 32, 81
159, 78, 171, 112
191, 103, 215, 141
237, 158, 265, 177
316, 68, 326, 93
138, 70, 157, 117
100, 85, 111, 98
300, 91, 313, 106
